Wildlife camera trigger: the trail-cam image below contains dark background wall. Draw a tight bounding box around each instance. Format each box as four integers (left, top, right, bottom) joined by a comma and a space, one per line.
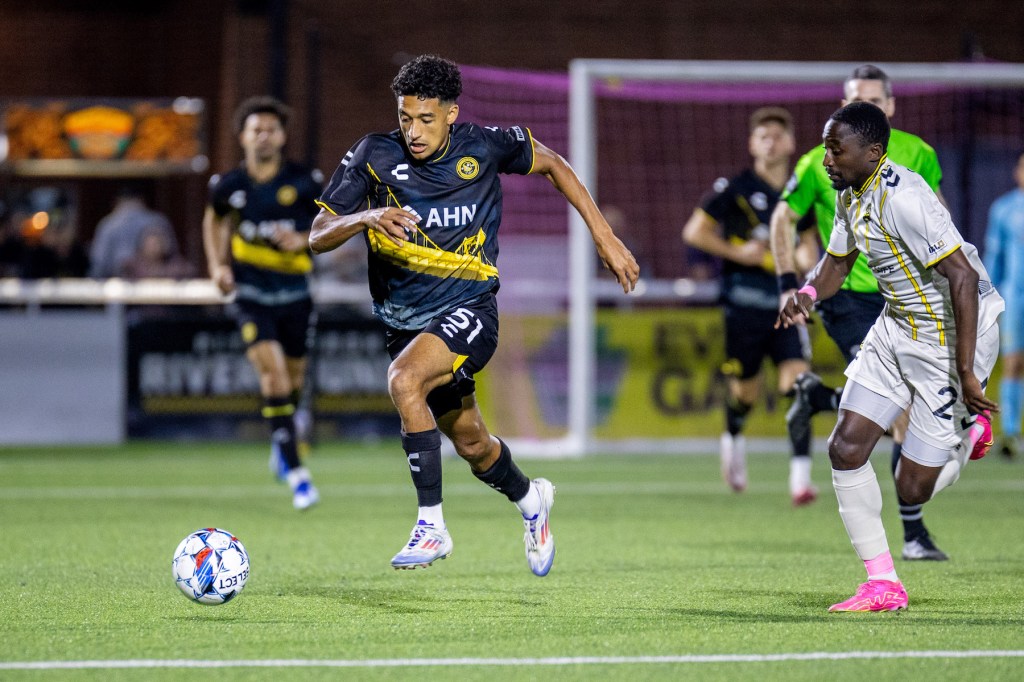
1, 0, 1022, 263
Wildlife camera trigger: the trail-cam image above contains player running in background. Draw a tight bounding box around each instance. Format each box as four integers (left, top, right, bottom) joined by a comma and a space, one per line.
770, 65, 951, 561
683, 107, 820, 503
203, 96, 323, 510
309, 55, 638, 575
984, 151, 1024, 459
779, 102, 1002, 611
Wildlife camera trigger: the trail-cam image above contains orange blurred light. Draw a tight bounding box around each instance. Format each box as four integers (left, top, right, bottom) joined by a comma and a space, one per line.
30, 212, 49, 231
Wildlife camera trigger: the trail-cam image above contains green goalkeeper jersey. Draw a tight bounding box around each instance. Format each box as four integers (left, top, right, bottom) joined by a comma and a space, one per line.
782, 128, 942, 293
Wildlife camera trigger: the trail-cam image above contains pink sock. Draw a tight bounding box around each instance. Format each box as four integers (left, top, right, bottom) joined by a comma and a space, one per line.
864, 551, 899, 582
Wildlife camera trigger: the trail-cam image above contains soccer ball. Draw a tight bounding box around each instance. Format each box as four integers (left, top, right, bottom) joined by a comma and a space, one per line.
172, 528, 250, 605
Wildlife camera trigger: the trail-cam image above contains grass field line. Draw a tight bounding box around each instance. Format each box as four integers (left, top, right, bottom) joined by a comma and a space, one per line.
3, 650, 1024, 670
1, 477, 1021, 500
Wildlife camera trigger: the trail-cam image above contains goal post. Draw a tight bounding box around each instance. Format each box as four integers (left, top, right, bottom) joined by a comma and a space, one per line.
461, 60, 1024, 458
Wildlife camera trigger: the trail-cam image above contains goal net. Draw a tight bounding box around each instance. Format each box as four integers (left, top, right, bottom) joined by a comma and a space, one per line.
460, 60, 1024, 457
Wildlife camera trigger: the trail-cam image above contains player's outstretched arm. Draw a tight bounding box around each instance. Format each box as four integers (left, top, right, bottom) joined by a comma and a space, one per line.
202, 206, 235, 295
309, 206, 420, 254
933, 249, 999, 414
531, 140, 639, 293
776, 250, 856, 328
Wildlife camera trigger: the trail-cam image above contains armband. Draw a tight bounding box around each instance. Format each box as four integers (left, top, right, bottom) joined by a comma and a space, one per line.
777, 272, 799, 293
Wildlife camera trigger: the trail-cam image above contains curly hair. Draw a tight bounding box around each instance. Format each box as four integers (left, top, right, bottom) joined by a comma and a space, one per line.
233, 96, 291, 135
829, 101, 891, 151
391, 54, 462, 103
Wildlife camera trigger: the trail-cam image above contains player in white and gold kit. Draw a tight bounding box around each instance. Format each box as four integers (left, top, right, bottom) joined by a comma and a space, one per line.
778, 102, 1004, 612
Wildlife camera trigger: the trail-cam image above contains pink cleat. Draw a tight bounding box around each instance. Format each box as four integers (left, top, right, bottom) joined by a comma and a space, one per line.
791, 485, 818, 507
828, 580, 908, 612
969, 411, 994, 460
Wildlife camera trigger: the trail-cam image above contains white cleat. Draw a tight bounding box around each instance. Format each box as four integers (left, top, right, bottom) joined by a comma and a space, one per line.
524, 478, 556, 577
390, 521, 453, 570
292, 480, 319, 511
720, 433, 747, 492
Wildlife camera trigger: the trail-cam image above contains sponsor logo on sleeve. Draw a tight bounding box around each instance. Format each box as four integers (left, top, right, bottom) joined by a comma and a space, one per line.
510, 126, 526, 142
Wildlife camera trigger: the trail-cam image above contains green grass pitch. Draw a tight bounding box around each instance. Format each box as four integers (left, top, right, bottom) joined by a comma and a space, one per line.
0, 440, 1022, 680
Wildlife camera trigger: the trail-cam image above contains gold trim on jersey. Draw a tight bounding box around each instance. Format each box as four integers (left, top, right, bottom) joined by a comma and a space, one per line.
315, 199, 337, 215
525, 127, 537, 174
363, 162, 499, 282
431, 132, 453, 163
453, 354, 468, 372
876, 197, 944, 345
231, 235, 312, 274
855, 154, 888, 197
925, 242, 961, 268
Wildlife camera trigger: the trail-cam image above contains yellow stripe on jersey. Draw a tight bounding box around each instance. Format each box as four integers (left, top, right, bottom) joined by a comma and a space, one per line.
525, 127, 537, 175
855, 154, 887, 197
367, 229, 499, 281
315, 200, 337, 215
231, 235, 312, 274
362, 161, 499, 282
826, 247, 856, 257
925, 242, 962, 268
453, 354, 469, 373
877, 195, 944, 345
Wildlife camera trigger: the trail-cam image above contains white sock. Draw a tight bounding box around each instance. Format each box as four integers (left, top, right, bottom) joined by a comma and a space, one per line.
933, 459, 962, 496
515, 482, 542, 519
789, 456, 812, 494
286, 466, 311, 492
832, 462, 890, 561
418, 503, 445, 528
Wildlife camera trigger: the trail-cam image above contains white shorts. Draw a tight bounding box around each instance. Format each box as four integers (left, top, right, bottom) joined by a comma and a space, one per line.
841, 314, 1000, 466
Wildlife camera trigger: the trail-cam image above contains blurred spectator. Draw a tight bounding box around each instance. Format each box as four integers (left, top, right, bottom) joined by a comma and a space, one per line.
0, 186, 88, 278
984, 151, 1024, 459
89, 183, 177, 278
117, 225, 195, 279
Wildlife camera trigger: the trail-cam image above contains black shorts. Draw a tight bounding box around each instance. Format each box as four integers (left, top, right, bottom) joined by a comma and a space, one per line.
384, 294, 500, 418
230, 297, 314, 359
817, 289, 885, 363
724, 305, 809, 380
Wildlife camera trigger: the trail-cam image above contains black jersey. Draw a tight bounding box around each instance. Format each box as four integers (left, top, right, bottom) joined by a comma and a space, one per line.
700, 169, 808, 311
317, 122, 535, 330
208, 161, 323, 306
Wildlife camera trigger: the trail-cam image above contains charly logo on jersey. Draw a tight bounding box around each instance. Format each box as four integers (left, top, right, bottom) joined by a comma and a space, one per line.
276, 185, 298, 206
456, 157, 480, 180
229, 190, 247, 209
750, 191, 768, 211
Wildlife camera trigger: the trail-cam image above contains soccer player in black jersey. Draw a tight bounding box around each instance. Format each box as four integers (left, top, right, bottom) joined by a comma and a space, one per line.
203, 96, 323, 510
683, 107, 821, 504
310, 55, 638, 575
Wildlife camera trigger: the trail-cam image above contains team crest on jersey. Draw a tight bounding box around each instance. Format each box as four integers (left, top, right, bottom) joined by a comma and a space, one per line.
276, 185, 298, 206
456, 156, 480, 180
229, 190, 247, 209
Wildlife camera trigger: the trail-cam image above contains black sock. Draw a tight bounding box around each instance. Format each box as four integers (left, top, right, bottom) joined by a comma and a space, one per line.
725, 398, 752, 436
891, 442, 926, 540
808, 382, 839, 413
263, 396, 300, 470
402, 429, 443, 508
473, 438, 531, 503
289, 388, 301, 409
788, 396, 811, 457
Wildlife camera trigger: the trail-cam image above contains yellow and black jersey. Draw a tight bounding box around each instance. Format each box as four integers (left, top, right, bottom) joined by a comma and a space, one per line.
317, 122, 535, 330
209, 161, 323, 306
699, 169, 812, 311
